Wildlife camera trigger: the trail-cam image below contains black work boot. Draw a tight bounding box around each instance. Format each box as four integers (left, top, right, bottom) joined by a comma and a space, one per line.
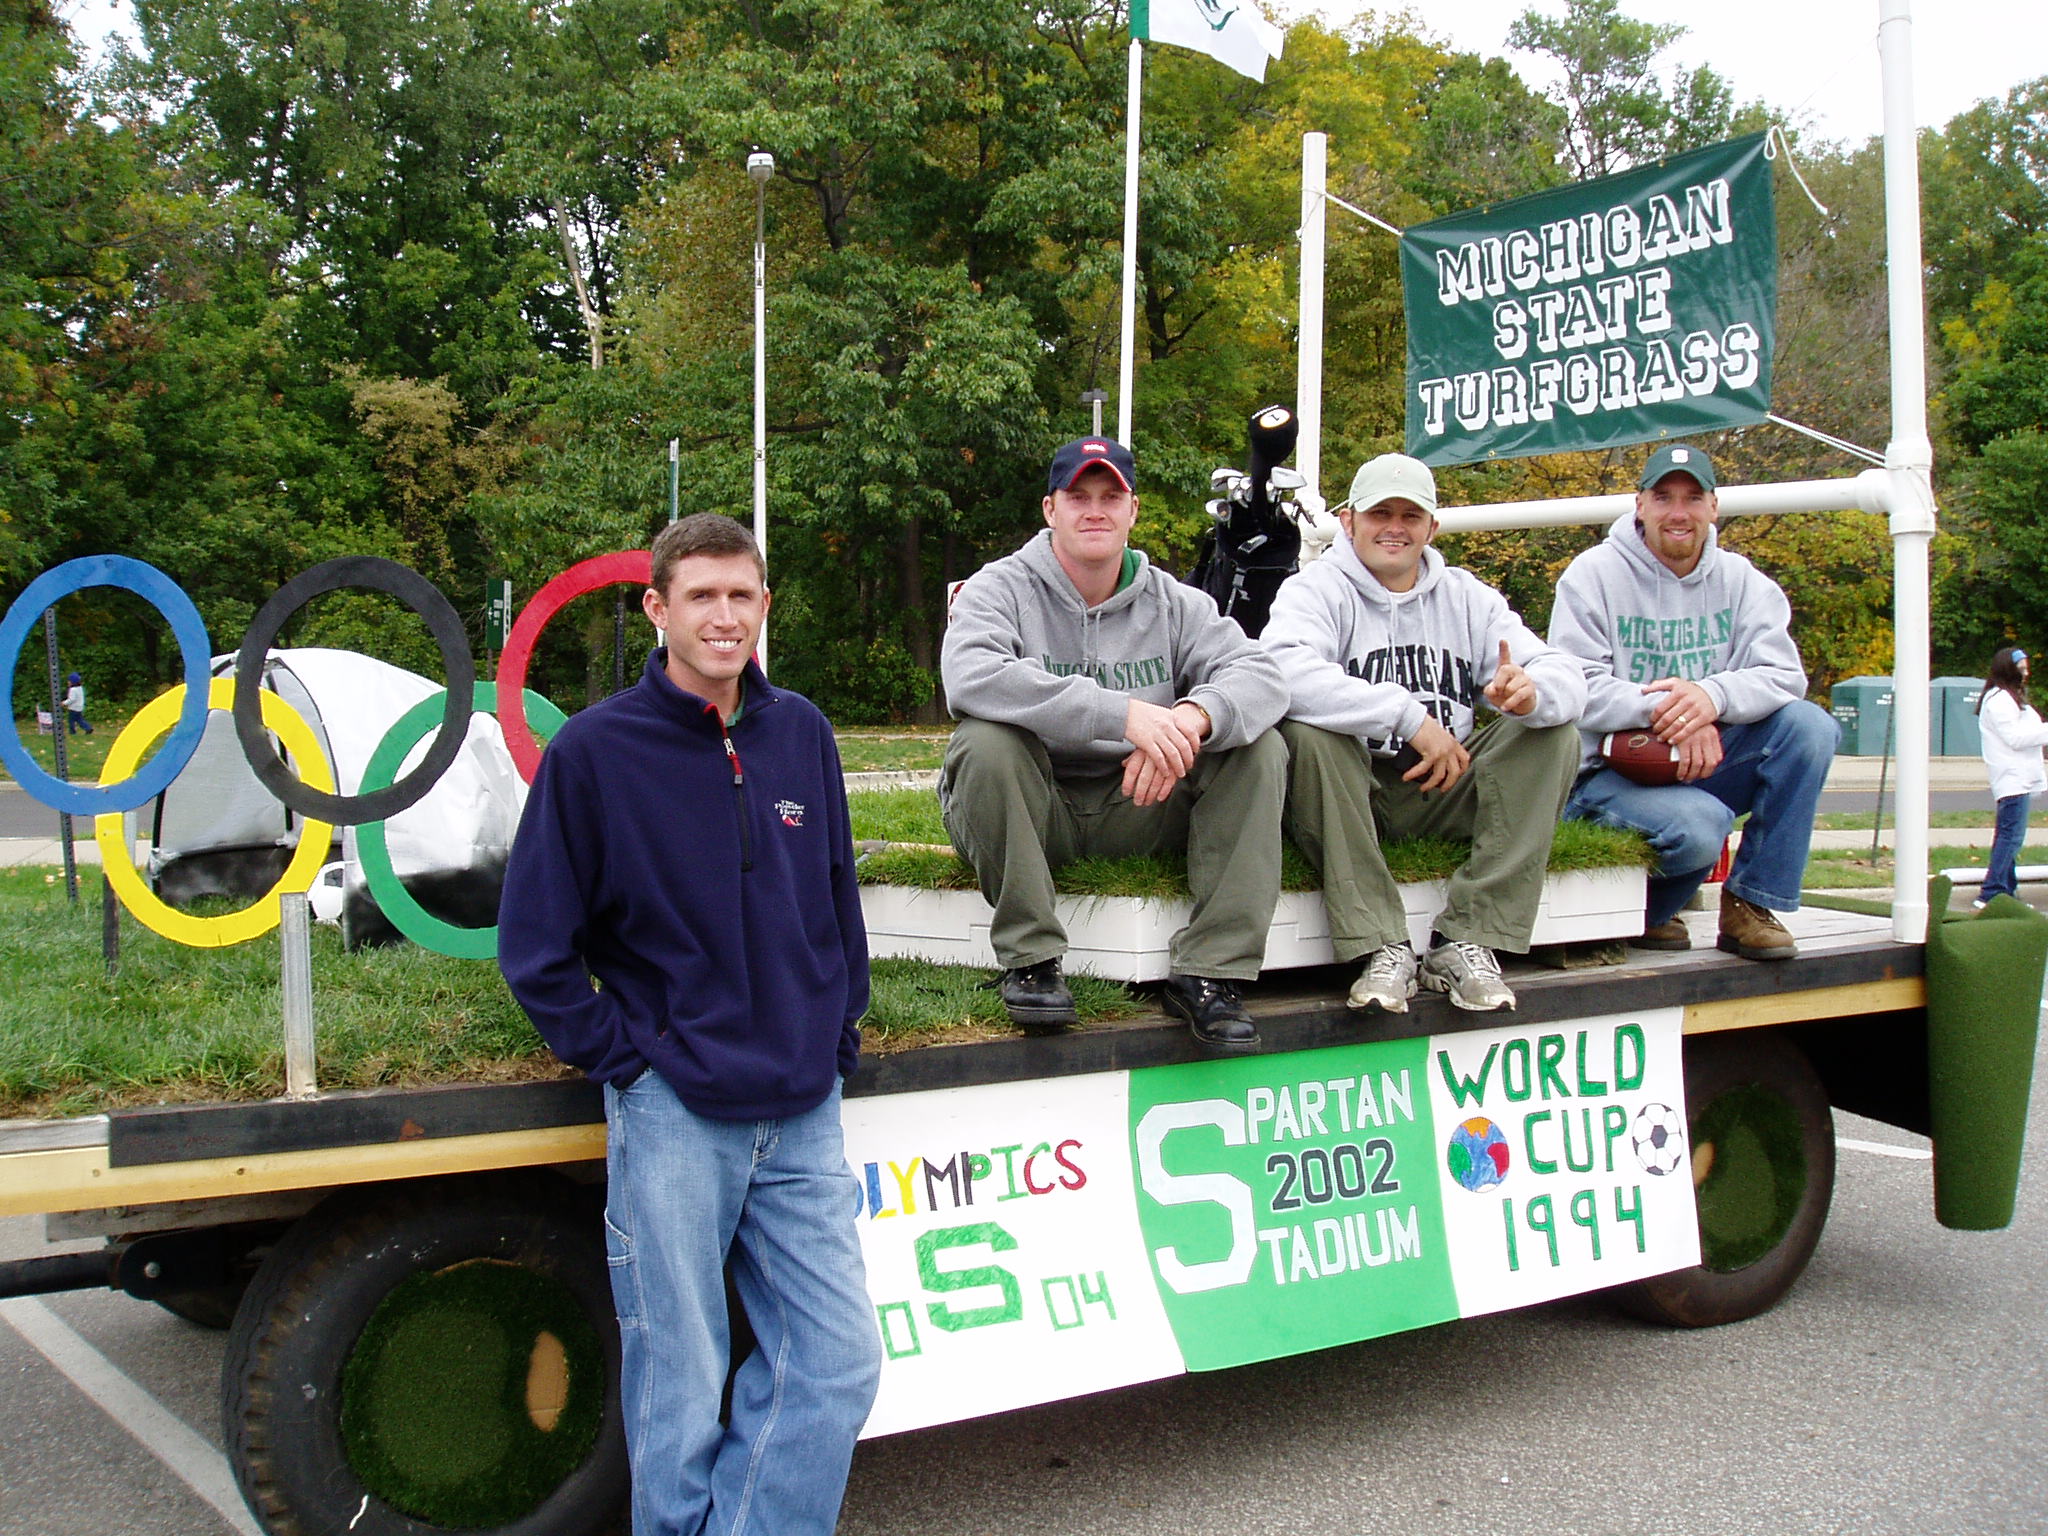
1161, 974, 1259, 1052
997, 959, 1078, 1031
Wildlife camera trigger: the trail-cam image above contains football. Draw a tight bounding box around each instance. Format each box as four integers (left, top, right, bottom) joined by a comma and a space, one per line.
1602, 729, 1682, 786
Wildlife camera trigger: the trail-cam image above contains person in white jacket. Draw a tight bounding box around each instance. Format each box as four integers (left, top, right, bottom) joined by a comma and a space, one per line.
1549, 443, 1838, 961
1975, 646, 2048, 907
1264, 453, 1584, 1013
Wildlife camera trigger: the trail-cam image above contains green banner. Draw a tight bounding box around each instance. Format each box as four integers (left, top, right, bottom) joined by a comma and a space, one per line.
1126, 1042, 1456, 1371
1401, 133, 1776, 467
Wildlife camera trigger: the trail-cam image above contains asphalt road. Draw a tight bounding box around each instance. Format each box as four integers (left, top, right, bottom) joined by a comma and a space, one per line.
4, 1077, 2044, 1536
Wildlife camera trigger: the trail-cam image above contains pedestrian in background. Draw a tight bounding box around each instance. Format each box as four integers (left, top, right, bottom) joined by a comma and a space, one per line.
1975, 645, 2048, 908
63, 672, 90, 734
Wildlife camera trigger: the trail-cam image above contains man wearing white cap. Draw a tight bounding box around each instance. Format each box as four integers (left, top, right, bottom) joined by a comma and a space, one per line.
1264, 452, 1584, 1013
1549, 442, 1838, 960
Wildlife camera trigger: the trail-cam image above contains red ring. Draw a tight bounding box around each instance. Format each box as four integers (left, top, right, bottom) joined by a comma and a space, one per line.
497, 550, 652, 781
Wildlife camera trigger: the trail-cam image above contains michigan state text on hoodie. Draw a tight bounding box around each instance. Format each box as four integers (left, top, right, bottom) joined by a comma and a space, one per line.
1550, 511, 1807, 772
1263, 539, 1584, 755
939, 530, 1287, 776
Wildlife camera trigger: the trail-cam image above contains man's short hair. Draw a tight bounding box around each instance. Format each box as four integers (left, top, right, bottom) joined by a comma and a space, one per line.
650, 514, 766, 595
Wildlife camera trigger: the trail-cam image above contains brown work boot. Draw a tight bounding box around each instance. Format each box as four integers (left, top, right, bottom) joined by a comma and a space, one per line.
1717, 892, 1796, 961
1629, 916, 1691, 951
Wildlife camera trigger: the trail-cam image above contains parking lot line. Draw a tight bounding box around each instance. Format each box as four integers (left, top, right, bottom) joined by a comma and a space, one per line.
0, 1297, 262, 1536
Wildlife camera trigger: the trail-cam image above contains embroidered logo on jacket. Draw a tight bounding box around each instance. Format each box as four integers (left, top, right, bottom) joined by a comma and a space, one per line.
775, 799, 806, 827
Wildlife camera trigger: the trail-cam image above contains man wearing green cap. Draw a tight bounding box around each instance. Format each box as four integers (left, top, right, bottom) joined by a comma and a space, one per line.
1550, 442, 1838, 960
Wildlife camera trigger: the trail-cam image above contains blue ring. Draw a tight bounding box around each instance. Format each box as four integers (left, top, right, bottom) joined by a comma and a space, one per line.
0, 556, 212, 814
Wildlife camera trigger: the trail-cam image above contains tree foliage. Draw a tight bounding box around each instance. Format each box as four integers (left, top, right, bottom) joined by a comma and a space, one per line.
1, 0, 2039, 722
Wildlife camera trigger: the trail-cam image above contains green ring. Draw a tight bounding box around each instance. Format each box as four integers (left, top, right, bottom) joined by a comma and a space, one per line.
356, 684, 568, 958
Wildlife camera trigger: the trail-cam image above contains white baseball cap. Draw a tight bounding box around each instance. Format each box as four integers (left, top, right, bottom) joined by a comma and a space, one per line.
1339, 453, 1438, 515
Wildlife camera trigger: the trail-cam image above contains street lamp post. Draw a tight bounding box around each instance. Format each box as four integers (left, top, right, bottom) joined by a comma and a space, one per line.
1080, 388, 1108, 438
748, 149, 774, 672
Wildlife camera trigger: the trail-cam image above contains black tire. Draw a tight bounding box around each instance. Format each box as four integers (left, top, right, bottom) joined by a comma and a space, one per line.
221, 1173, 627, 1536
1610, 1030, 1835, 1328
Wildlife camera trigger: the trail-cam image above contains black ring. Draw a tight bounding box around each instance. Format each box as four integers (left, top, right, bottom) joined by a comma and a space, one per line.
233, 557, 476, 826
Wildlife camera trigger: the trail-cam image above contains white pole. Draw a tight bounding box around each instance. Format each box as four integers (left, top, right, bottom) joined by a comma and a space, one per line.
749, 152, 774, 672
1297, 132, 1327, 508
1117, 39, 1143, 447
1878, 0, 1937, 943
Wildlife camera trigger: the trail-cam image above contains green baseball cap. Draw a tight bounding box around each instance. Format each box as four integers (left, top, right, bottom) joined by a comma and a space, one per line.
1639, 442, 1716, 492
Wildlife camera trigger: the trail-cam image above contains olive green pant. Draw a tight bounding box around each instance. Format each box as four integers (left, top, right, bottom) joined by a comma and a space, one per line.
939, 718, 1288, 978
1281, 715, 1580, 960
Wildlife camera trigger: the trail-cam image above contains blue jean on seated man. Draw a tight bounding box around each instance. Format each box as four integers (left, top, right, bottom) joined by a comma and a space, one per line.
1565, 700, 1838, 929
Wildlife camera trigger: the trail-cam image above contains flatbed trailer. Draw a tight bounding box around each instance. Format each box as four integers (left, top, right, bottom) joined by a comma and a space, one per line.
0, 904, 1936, 1536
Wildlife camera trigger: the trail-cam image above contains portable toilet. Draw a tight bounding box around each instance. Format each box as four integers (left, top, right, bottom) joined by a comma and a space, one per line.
1830, 676, 1893, 756
1933, 676, 1985, 758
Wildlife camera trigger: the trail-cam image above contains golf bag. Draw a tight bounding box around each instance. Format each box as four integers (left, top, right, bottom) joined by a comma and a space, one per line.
1187, 404, 1306, 637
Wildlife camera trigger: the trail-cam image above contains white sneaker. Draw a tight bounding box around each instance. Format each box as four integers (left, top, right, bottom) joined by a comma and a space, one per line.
1420, 941, 1516, 1011
1349, 942, 1418, 1012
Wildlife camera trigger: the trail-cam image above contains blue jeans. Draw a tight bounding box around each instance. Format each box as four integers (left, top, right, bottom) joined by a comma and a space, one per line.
603, 1071, 881, 1536
1982, 793, 2033, 903
1566, 700, 1837, 927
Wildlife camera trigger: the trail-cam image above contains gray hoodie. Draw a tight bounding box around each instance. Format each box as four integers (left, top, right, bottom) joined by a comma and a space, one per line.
1263, 539, 1584, 753
1549, 511, 1807, 768
941, 530, 1287, 776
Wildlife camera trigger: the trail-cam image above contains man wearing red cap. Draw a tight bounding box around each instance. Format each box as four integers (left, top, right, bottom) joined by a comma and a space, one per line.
939, 437, 1289, 1050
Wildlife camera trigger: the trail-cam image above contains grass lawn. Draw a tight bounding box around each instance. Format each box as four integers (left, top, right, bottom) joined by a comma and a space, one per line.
1803, 843, 2048, 890
1812, 809, 1995, 831
3, 717, 115, 785
835, 730, 949, 774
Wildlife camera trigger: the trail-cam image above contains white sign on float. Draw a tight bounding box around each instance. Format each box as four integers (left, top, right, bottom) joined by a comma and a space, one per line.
1428, 1009, 1699, 1316
842, 1073, 1183, 1438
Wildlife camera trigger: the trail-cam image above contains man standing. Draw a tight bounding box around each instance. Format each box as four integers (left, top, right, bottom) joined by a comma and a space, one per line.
1550, 443, 1838, 960
940, 437, 1290, 1051
500, 514, 880, 1536
1264, 453, 1584, 1013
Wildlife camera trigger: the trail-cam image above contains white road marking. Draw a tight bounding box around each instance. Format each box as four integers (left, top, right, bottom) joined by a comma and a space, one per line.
1837, 1136, 1933, 1160
0, 1295, 264, 1536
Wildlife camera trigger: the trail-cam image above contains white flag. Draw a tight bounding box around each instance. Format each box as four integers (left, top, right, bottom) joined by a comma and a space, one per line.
1130, 0, 1284, 82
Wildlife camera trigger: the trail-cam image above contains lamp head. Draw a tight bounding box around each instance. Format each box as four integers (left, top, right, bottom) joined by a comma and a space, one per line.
747, 151, 774, 183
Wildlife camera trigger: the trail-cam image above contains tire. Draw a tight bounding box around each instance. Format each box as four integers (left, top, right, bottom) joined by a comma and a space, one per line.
221, 1173, 627, 1536
1610, 1030, 1835, 1328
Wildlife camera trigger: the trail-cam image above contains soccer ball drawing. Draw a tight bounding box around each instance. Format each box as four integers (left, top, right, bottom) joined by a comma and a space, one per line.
1630, 1102, 1689, 1176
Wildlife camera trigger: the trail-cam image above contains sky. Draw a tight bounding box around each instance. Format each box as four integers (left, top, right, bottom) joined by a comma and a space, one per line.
1294, 0, 2045, 145
53, 0, 2046, 145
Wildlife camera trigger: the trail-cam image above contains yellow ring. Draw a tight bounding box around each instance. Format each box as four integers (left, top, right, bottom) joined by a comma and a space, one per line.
95, 678, 336, 947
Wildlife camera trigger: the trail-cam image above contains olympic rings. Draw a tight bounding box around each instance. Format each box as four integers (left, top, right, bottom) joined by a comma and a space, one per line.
497, 551, 651, 782
234, 556, 475, 826
95, 678, 337, 947
354, 684, 568, 958
11, 549, 649, 950
0, 556, 213, 815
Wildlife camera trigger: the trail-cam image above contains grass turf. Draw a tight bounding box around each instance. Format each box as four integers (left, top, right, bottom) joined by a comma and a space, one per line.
850, 788, 1652, 895
0, 872, 1141, 1118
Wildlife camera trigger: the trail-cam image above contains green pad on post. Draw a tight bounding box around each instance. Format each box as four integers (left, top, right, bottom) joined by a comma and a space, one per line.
1924, 876, 2048, 1231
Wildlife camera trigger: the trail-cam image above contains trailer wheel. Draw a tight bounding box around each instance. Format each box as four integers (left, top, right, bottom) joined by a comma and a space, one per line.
1610, 1031, 1835, 1328
222, 1173, 626, 1536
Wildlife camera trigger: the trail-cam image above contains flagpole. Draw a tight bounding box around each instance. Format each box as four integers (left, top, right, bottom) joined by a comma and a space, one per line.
1117, 37, 1142, 447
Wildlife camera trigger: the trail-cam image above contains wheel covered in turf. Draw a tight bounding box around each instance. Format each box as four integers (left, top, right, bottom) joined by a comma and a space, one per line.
1610, 1030, 1835, 1328
221, 1173, 627, 1536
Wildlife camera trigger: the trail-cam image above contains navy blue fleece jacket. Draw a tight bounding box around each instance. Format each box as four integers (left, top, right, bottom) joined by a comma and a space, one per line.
498, 652, 868, 1120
